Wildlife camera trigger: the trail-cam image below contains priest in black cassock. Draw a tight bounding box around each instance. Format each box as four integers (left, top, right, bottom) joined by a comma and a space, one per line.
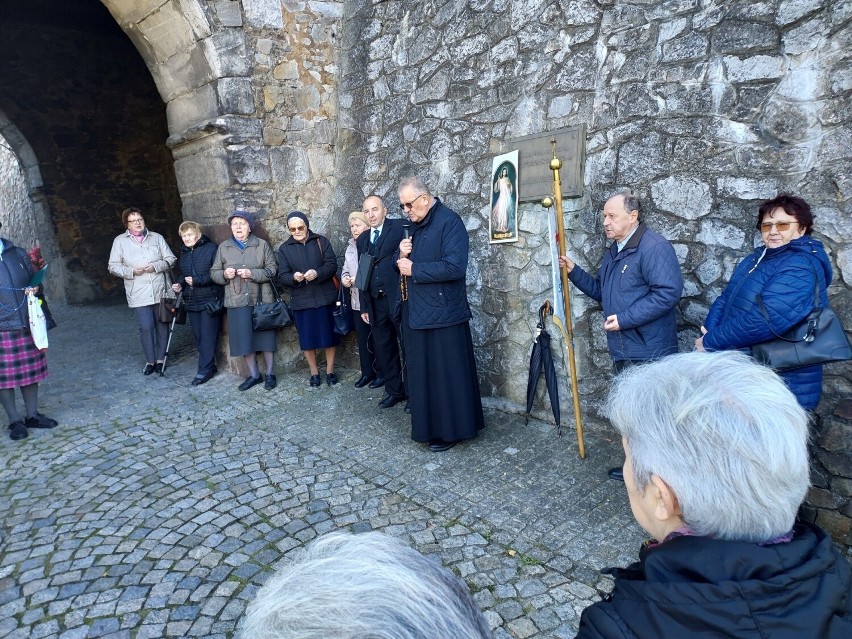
395, 177, 485, 452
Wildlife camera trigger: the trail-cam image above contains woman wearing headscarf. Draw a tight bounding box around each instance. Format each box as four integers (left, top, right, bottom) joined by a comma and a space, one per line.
0, 224, 57, 441
108, 207, 177, 375
341, 210, 377, 388
210, 211, 279, 391
277, 211, 340, 387
170, 221, 224, 386
696, 193, 832, 410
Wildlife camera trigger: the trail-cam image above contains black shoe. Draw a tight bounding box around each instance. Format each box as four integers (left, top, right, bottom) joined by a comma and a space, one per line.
309, 374, 321, 387
608, 467, 625, 482
192, 370, 215, 386
9, 421, 28, 441
264, 374, 277, 390
154, 362, 163, 374
326, 373, 338, 386
404, 402, 411, 414
25, 413, 58, 429
429, 440, 457, 452
238, 375, 263, 391
368, 377, 385, 389
379, 394, 406, 409
354, 375, 374, 388
143, 363, 155, 375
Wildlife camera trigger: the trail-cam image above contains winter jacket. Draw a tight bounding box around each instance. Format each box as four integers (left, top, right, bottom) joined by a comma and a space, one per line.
568, 223, 683, 362
173, 235, 224, 313
575, 522, 852, 639
341, 238, 363, 311
0, 239, 35, 331
209, 235, 277, 308
277, 232, 338, 312
107, 229, 177, 308
403, 198, 471, 330
703, 236, 831, 409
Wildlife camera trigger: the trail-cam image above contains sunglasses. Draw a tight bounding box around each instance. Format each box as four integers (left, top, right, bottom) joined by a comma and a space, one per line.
760, 221, 797, 232
399, 194, 425, 211
288, 225, 307, 232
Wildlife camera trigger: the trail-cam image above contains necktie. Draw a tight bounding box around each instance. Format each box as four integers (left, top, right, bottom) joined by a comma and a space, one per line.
372, 229, 379, 244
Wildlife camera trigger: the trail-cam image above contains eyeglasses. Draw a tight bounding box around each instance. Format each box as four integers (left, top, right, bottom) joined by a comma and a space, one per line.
127, 218, 144, 224
399, 194, 425, 211
288, 225, 307, 233
760, 221, 798, 232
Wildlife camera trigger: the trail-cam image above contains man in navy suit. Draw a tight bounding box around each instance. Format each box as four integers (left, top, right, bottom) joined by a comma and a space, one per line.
357, 195, 406, 408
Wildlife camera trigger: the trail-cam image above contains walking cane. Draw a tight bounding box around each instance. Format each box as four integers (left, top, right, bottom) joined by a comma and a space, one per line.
160, 290, 184, 376
541, 140, 586, 458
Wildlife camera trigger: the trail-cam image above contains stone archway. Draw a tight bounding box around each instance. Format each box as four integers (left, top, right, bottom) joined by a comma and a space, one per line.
0, 114, 65, 303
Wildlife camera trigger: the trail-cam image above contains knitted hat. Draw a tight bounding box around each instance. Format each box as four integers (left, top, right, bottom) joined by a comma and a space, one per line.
227, 210, 255, 229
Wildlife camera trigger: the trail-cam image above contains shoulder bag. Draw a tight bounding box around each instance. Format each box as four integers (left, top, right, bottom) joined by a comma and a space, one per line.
158, 271, 186, 324
751, 263, 852, 371
252, 280, 294, 331
333, 283, 354, 335
352, 253, 374, 290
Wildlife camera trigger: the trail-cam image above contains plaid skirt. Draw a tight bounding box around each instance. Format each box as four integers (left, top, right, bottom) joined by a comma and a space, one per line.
0, 329, 48, 389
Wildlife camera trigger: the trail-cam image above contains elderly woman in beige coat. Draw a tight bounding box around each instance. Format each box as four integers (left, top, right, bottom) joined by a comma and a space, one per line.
210, 211, 279, 391
108, 207, 177, 375
341, 210, 378, 388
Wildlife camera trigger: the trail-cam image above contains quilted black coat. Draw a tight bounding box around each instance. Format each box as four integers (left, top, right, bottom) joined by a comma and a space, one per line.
575, 522, 852, 639
174, 235, 223, 313
703, 236, 832, 409
403, 198, 471, 330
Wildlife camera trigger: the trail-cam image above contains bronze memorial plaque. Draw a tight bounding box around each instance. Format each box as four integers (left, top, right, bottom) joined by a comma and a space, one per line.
504, 125, 586, 203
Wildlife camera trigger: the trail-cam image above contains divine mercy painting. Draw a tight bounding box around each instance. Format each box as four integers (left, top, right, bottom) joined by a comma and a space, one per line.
489, 150, 519, 243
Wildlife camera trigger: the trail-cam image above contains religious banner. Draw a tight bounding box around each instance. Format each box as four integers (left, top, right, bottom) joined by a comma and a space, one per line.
489, 150, 519, 243
545, 201, 568, 339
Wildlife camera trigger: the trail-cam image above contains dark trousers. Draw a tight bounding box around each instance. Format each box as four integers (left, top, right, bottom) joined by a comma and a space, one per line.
612, 359, 645, 375
135, 305, 169, 363
187, 310, 221, 374
353, 309, 377, 378
368, 294, 404, 397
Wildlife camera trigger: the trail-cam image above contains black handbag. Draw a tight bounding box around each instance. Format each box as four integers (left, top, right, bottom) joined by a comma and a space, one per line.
333, 285, 354, 335
352, 253, 374, 291
751, 265, 852, 371
251, 280, 293, 331
158, 272, 186, 324
158, 295, 187, 324
206, 297, 225, 317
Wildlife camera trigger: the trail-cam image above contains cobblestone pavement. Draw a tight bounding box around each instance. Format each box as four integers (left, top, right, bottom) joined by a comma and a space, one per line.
0, 302, 645, 638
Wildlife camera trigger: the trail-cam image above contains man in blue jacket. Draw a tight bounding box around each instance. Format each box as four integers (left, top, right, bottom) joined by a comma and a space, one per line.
559, 190, 682, 480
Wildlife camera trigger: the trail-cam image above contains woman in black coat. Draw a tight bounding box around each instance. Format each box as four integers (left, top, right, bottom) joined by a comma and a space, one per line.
277, 211, 340, 386
171, 221, 224, 385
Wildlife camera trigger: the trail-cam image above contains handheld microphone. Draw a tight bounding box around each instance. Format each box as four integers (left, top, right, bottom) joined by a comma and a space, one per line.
403, 224, 410, 239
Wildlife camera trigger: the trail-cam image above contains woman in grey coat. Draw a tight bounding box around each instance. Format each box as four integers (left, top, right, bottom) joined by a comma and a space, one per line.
210, 211, 279, 391
107, 207, 177, 375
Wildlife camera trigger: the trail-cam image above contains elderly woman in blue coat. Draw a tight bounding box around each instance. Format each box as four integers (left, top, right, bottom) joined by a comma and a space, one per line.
696, 193, 832, 410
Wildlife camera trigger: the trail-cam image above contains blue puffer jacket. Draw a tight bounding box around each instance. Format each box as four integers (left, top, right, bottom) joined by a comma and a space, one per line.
404, 198, 471, 330
703, 236, 832, 409
569, 224, 683, 362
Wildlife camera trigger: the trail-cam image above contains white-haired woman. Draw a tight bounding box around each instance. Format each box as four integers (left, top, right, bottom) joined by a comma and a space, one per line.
241, 531, 490, 639
576, 351, 852, 638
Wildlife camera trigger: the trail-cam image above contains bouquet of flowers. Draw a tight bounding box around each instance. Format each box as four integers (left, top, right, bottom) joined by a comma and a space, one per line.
28, 243, 46, 270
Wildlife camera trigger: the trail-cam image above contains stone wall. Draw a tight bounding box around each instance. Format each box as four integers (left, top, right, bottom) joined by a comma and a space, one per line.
336, 0, 851, 542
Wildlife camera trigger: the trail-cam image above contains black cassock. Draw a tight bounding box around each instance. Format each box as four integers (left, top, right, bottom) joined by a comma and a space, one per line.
402, 303, 485, 443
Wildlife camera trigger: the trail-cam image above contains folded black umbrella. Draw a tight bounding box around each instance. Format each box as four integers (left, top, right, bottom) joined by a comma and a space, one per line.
525, 301, 561, 436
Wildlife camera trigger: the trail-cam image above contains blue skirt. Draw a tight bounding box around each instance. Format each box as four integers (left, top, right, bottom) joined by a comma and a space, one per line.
294, 305, 340, 350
